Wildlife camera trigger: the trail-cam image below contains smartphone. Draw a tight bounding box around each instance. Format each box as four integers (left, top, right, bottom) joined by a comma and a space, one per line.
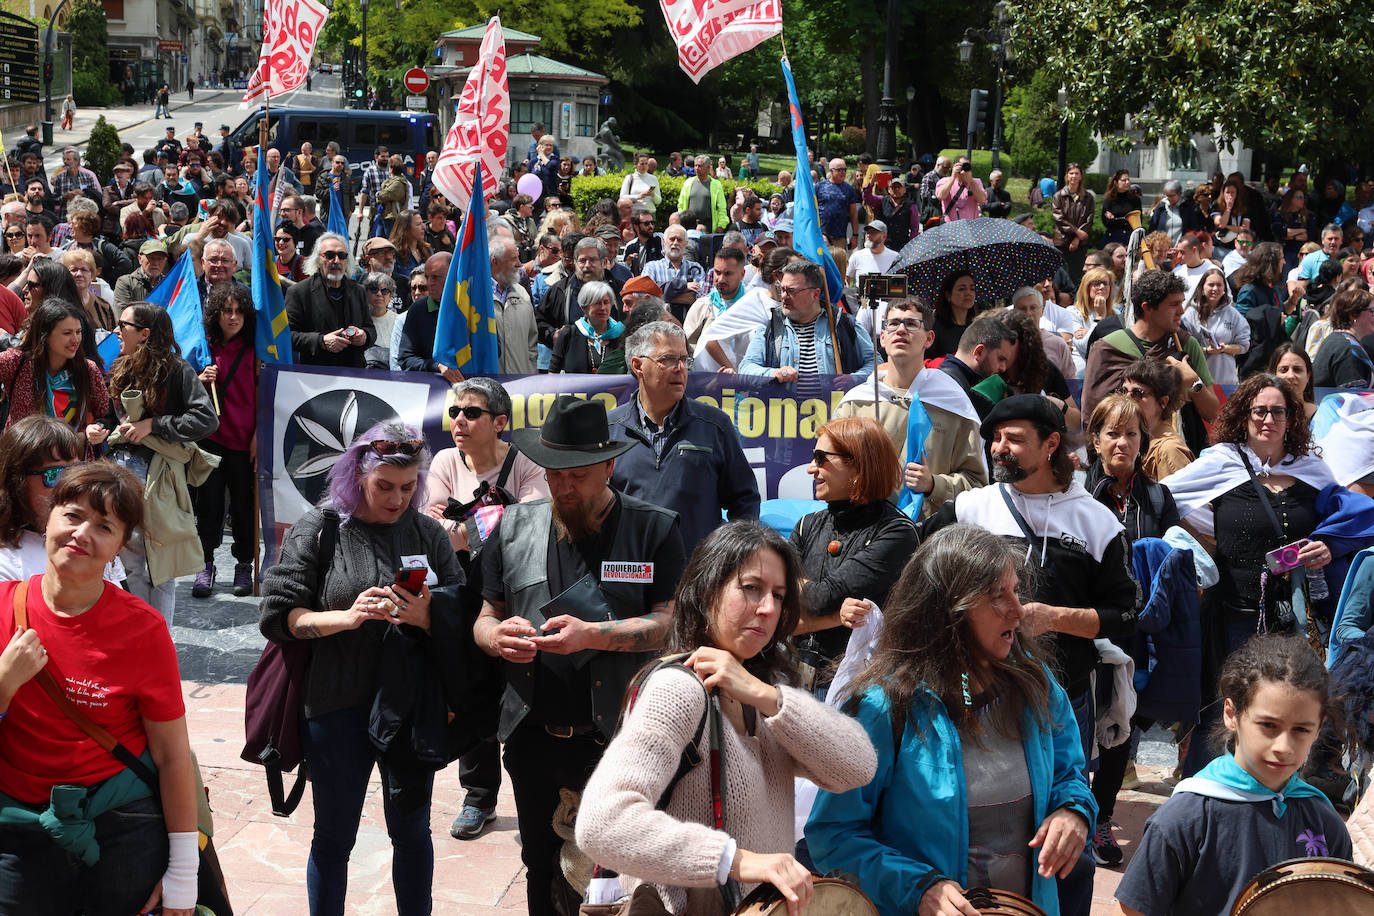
394, 565, 426, 593
1264, 539, 1309, 575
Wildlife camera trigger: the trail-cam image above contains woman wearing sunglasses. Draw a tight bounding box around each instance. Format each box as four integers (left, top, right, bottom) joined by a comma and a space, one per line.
260, 421, 462, 915
0, 299, 109, 447
789, 417, 917, 695
3, 224, 26, 256
189, 283, 257, 600
1119, 358, 1193, 481
0, 416, 123, 581
362, 271, 398, 370
88, 302, 218, 626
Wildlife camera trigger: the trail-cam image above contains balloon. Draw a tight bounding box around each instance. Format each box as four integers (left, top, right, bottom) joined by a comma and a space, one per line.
517, 173, 544, 201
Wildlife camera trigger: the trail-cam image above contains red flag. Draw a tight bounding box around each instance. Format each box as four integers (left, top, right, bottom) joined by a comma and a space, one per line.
660, 0, 782, 83
241, 0, 330, 107
433, 17, 508, 210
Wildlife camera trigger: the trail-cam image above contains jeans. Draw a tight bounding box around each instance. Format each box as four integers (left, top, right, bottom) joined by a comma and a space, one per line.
502, 723, 605, 916
304, 705, 435, 916
190, 441, 256, 564
120, 527, 177, 627
0, 795, 167, 915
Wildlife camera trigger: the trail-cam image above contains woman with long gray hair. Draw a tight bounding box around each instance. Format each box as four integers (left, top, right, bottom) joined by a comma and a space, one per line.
807, 524, 1096, 916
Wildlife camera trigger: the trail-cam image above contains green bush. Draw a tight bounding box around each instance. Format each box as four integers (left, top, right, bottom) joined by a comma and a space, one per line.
937, 148, 1019, 178
72, 69, 116, 107
85, 115, 122, 183
821, 127, 867, 156
568, 171, 781, 227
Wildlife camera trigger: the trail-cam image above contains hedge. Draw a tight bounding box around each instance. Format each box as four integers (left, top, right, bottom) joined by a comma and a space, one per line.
569, 171, 783, 226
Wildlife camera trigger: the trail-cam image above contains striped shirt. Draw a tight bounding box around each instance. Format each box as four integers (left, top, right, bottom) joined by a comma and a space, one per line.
795, 318, 819, 375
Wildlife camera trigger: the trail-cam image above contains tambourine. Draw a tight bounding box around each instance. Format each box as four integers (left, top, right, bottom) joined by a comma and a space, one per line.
962, 887, 1048, 916
731, 876, 877, 916
1231, 856, 1374, 915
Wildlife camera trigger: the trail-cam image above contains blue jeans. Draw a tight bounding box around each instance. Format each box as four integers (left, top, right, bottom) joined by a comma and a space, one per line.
0, 795, 167, 915
304, 705, 435, 916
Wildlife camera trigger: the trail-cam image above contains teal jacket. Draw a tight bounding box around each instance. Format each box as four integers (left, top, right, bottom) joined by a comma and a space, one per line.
805, 679, 1096, 916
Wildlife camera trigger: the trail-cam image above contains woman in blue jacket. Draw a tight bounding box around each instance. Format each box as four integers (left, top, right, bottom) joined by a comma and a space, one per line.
806, 524, 1096, 916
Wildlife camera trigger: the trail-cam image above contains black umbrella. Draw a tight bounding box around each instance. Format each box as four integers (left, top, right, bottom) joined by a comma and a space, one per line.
892, 217, 1064, 304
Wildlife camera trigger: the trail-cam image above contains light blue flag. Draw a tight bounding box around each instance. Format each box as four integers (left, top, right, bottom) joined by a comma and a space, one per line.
781, 58, 845, 309
327, 182, 348, 238
253, 148, 292, 364
433, 161, 499, 374
897, 392, 934, 519
95, 328, 121, 367
146, 248, 211, 371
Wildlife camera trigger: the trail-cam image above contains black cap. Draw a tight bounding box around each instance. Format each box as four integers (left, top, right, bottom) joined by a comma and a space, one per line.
980, 394, 1067, 442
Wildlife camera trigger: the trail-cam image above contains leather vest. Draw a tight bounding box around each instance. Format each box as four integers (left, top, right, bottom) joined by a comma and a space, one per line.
496, 495, 681, 741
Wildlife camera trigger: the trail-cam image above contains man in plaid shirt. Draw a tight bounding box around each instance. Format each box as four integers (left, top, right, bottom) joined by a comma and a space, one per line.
50, 147, 101, 220
359, 145, 390, 217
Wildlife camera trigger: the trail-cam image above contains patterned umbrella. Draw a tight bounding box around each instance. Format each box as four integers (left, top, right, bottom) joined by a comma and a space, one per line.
892, 217, 1064, 304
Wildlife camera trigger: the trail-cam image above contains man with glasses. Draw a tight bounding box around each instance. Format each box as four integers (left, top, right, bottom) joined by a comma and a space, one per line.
194, 237, 240, 300
171, 198, 250, 267
609, 320, 759, 551
1082, 269, 1217, 425
622, 206, 662, 275
642, 225, 703, 320
1222, 227, 1256, 278
285, 232, 376, 368
740, 260, 874, 388
816, 157, 861, 247
834, 297, 986, 518
279, 194, 324, 259
397, 252, 469, 381
114, 239, 170, 308
490, 236, 538, 374
675, 155, 727, 233
314, 154, 355, 225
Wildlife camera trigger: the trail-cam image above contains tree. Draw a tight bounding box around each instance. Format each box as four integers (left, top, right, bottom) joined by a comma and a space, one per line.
85, 116, 122, 184
1009, 0, 1374, 165
1003, 69, 1097, 179
66, 0, 109, 76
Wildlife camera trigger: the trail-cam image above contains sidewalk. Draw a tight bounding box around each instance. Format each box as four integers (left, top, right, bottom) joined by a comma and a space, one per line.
184, 676, 1165, 915
2, 88, 235, 160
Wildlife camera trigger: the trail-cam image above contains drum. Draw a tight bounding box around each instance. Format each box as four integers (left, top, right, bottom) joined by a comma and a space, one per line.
1231, 857, 1374, 915
962, 887, 1048, 916
732, 876, 877, 916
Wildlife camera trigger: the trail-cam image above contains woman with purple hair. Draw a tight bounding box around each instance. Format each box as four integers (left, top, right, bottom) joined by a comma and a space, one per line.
259, 419, 462, 916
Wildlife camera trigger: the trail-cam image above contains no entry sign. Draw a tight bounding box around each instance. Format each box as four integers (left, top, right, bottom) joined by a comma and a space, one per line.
403, 67, 429, 94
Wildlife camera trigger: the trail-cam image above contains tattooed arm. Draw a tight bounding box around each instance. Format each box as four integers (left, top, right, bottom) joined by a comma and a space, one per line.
286, 588, 394, 639
531, 601, 676, 655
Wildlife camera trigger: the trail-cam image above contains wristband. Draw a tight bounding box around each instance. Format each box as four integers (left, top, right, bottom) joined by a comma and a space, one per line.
717, 838, 738, 884
161, 830, 200, 910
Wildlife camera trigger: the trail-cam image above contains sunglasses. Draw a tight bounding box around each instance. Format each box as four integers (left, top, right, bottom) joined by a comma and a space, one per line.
26, 465, 71, 487
364, 283, 394, 294
117, 319, 147, 331
448, 404, 494, 420
22, 280, 42, 291
369, 438, 424, 456
319, 250, 347, 261
4, 231, 23, 239
1113, 386, 1150, 401
811, 448, 851, 467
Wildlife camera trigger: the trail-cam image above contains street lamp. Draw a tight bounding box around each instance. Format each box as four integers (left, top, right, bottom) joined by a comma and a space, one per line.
905, 85, 916, 161
358, 0, 369, 109
873, 0, 901, 170
958, 0, 1010, 170
1057, 85, 1069, 188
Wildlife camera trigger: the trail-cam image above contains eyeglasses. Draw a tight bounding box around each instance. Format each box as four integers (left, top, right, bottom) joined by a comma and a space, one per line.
779, 285, 818, 299
448, 404, 495, 420
117, 319, 146, 331
319, 250, 347, 261
274, 236, 294, 244
3, 231, 23, 239
882, 318, 924, 333
811, 448, 851, 467
648, 354, 692, 370
1113, 386, 1151, 401
1248, 406, 1290, 420
26, 465, 72, 487
368, 438, 425, 456
364, 283, 394, 294
410, 284, 428, 294
22, 279, 42, 291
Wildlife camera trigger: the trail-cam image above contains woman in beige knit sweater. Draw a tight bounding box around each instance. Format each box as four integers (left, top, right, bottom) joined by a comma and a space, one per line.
575, 521, 877, 916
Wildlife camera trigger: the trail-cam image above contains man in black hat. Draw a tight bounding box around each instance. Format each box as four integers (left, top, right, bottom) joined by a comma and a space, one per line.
475, 395, 686, 916
920, 393, 1139, 909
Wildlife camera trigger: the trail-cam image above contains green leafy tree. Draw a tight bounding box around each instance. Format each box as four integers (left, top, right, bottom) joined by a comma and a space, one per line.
1002, 69, 1096, 179
66, 0, 109, 76
1009, 0, 1374, 163
85, 116, 122, 183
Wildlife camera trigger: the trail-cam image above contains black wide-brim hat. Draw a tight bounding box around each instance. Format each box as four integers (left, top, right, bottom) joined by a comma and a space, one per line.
511, 395, 635, 470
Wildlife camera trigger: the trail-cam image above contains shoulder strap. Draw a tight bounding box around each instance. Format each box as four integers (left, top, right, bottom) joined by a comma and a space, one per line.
1237, 450, 1288, 541
11, 582, 159, 791
998, 484, 1041, 546
217, 338, 252, 394
624, 657, 709, 810
312, 508, 341, 608
494, 444, 518, 490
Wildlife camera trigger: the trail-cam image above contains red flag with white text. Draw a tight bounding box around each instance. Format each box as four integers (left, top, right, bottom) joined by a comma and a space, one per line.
432, 16, 508, 210
241, 0, 330, 107
659, 0, 782, 83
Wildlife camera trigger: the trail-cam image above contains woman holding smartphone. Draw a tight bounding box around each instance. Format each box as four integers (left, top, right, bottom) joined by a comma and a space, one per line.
259, 420, 461, 916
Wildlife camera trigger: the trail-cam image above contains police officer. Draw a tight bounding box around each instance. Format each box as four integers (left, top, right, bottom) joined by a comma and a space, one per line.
474, 396, 687, 916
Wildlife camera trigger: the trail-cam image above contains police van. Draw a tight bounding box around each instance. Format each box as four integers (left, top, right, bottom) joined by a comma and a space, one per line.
228, 108, 440, 176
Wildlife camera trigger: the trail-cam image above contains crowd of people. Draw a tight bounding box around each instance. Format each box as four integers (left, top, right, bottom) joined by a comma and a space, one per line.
1, 118, 1374, 916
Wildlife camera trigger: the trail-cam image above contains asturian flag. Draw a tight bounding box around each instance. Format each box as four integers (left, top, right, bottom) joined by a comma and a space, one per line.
253, 148, 293, 363
661, 0, 782, 83
241, 0, 329, 107
781, 57, 844, 309
432, 161, 498, 374
326, 182, 348, 237
146, 248, 212, 371
432, 16, 508, 210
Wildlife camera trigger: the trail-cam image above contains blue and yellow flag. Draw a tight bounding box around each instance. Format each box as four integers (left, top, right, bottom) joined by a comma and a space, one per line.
147, 248, 211, 371
433, 161, 499, 374
781, 58, 845, 307
253, 151, 293, 364
327, 182, 348, 238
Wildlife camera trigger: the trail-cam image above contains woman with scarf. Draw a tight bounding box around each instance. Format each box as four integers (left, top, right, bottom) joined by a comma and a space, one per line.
0, 299, 109, 444
549, 281, 626, 374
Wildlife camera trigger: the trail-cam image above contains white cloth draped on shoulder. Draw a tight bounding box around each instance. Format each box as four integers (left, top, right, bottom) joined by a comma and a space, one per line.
1160, 442, 1337, 538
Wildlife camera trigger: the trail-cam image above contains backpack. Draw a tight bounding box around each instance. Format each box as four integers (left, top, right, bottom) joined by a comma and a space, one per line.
240, 508, 339, 816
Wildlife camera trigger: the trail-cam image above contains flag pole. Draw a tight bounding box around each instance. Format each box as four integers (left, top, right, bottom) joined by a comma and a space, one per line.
252, 38, 271, 598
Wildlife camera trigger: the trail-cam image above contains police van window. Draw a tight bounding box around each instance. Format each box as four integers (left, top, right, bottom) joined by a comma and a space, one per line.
425, 121, 440, 152
353, 123, 376, 146
295, 121, 326, 146
232, 115, 277, 145
376, 123, 409, 147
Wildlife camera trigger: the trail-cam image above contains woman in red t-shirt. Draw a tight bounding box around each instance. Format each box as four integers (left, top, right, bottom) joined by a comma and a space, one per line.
0, 462, 198, 916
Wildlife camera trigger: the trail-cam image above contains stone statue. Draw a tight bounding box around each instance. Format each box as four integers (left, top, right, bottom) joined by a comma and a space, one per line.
595, 117, 625, 171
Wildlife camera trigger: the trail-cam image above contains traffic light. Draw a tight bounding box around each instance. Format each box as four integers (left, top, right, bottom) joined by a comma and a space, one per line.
43, 59, 53, 83
967, 89, 990, 136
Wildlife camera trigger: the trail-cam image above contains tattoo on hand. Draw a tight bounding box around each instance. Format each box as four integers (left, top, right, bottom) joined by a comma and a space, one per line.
294, 621, 324, 639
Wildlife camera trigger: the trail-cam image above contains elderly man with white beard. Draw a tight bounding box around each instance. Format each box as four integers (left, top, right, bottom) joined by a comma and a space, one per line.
642, 224, 706, 322
285, 232, 376, 368
490, 235, 538, 373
